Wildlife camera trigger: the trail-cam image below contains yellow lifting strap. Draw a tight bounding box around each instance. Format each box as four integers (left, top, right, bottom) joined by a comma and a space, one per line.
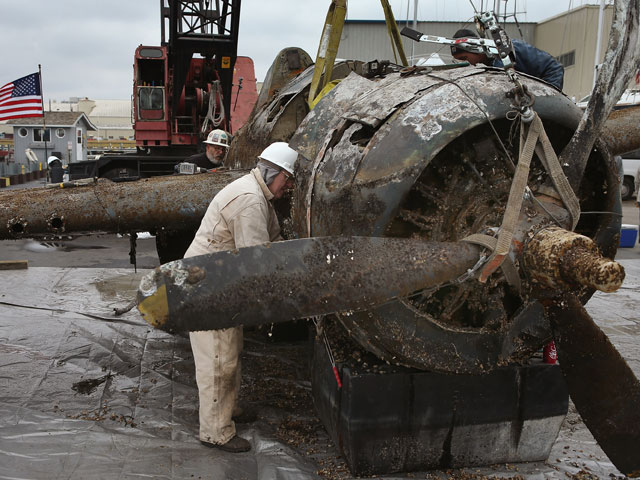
308, 0, 347, 107
309, 79, 343, 110
308, 0, 409, 108
380, 0, 409, 67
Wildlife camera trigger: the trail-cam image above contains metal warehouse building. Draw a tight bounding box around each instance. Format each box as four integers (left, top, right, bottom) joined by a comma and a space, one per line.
337, 4, 617, 101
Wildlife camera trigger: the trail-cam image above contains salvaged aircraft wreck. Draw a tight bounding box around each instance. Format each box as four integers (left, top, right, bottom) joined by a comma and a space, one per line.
1, 0, 640, 476
136, 1, 640, 476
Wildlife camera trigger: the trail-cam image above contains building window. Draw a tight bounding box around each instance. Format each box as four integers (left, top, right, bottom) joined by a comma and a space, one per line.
556, 51, 575, 68
33, 128, 51, 142
56, 128, 65, 138
18, 128, 28, 138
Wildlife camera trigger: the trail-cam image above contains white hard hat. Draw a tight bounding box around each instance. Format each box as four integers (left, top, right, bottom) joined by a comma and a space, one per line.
258, 142, 298, 175
203, 129, 230, 148
47, 155, 61, 165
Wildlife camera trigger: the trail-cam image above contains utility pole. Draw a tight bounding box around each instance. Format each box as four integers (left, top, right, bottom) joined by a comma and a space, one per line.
412, 0, 418, 65
593, 0, 605, 88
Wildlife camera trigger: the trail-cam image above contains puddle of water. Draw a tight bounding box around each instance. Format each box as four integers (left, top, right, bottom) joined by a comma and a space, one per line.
117, 232, 154, 240
23, 240, 108, 253
0, 343, 51, 361
23, 240, 58, 252
59, 244, 109, 252
93, 273, 146, 302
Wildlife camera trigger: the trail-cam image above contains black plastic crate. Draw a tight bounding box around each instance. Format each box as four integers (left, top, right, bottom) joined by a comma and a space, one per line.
312, 339, 568, 476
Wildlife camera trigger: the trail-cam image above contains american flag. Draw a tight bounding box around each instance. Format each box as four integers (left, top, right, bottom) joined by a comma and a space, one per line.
0, 73, 43, 121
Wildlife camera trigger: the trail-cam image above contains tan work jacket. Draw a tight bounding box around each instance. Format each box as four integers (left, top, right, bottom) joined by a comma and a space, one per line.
184, 167, 281, 445
184, 168, 281, 258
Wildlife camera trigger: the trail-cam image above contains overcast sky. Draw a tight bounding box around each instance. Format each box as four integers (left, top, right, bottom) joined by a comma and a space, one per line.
1, 0, 605, 102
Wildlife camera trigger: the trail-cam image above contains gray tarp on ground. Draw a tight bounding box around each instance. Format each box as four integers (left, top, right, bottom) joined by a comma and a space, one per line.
0, 267, 319, 480
0, 264, 638, 479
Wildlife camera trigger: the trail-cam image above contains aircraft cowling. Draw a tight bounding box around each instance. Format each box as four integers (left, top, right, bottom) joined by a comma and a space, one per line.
288, 66, 621, 374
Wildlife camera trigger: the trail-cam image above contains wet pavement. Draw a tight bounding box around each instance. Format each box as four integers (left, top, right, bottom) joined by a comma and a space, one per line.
0, 233, 159, 269
0, 196, 638, 479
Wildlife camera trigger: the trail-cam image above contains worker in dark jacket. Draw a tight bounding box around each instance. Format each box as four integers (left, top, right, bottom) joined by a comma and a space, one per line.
185, 129, 231, 169
450, 29, 564, 90
158, 129, 232, 263
47, 155, 64, 183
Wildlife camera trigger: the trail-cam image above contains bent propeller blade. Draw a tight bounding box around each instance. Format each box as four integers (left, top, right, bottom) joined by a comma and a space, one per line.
544, 293, 640, 478
561, 0, 640, 190
137, 236, 481, 333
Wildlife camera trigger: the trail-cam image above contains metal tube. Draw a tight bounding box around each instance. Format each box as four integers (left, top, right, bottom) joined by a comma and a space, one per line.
0, 170, 246, 239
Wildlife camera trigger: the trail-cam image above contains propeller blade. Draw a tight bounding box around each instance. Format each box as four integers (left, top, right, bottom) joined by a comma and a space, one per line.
601, 104, 640, 156
544, 293, 640, 478
137, 236, 481, 333
561, 0, 640, 190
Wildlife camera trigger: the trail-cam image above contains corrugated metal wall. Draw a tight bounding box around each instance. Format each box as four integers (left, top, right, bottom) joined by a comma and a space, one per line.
337, 5, 620, 101
535, 5, 614, 101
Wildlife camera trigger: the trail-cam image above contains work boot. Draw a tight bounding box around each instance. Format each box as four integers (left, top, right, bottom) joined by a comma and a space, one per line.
232, 405, 257, 423
201, 435, 251, 453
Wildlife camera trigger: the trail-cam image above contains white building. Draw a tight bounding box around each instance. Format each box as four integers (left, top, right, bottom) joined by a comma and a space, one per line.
48, 98, 133, 140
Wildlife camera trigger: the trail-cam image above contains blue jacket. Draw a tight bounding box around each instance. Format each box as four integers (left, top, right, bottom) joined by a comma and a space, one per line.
492, 40, 564, 90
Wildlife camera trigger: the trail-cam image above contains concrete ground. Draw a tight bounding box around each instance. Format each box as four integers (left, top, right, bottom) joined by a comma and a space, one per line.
0, 181, 638, 479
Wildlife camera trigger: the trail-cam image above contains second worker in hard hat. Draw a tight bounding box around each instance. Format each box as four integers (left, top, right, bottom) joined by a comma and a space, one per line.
47, 155, 64, 183
186, 129, 231, 169
184, 141, 298, 453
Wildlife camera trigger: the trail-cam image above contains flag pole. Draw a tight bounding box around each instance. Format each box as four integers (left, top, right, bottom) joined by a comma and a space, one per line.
38, 64, 48, 170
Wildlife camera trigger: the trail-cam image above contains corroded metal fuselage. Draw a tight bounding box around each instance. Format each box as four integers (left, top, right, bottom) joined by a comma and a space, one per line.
0, 61, 632, 376
286, 66, 623, 374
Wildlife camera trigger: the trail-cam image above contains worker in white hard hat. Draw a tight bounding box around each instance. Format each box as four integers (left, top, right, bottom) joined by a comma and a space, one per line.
158, 130, 232, 263
47, 155, 62, 166
47, 155, 64, 183
185, 129, 231, 169
184, 141, 298, 453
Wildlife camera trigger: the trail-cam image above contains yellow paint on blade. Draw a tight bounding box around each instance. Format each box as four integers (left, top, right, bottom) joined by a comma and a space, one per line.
137, 284, 169, 329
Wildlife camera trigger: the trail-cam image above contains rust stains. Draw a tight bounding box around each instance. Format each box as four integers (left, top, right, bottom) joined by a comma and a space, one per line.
0, 170, 247, 239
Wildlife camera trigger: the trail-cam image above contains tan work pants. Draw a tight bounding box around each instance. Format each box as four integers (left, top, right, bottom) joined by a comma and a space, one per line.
189, 326, 243, 444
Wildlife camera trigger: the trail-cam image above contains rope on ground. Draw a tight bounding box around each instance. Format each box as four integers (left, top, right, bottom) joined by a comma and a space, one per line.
114, 299, 138, 316
0, 300, 142, 326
